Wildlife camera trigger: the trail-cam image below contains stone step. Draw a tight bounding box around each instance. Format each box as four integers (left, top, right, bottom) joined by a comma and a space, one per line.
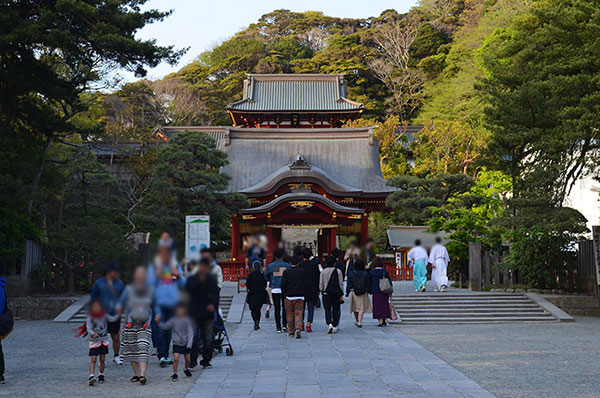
394, 300, 535, 306
395, 293, 526, 298
397, 307, 547, 313
68, 295, 235, 322
399, 311, 552, 318
399, 316, 558, 324
393, 303, 540, 309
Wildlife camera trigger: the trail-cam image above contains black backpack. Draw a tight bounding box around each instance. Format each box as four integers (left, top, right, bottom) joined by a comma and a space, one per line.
325, 268, 343, 296
352, 271, 367, 296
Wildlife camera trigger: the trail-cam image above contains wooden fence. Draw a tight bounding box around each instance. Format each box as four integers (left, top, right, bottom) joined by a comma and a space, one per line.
467, 240, 597, 294
220, 259, 413, 281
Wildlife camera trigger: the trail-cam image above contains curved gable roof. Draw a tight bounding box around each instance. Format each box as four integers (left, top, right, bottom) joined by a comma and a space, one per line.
227, 74, 363, 112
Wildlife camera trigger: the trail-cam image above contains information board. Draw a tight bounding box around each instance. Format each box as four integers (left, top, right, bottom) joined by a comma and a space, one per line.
185, 215, 210, 261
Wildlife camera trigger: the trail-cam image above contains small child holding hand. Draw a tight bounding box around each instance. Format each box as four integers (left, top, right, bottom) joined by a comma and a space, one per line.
156, 302, 194, 381
85, 299, 118, 385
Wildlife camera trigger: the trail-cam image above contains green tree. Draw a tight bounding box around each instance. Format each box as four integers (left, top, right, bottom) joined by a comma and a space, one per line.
428, 169, 511, 275
138, 131, 247, 245
478, 0, 600, 233
386, 174, 474, 224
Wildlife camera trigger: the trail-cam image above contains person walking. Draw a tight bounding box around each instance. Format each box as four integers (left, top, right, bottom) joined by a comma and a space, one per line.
359, 238, 377, 269
369, 257, 393, 327
300, 248, 320, 333
280, 256, 307, 339
118, 265, 153, 385
331, 248, 347, 279
408, 239, 429, 292
90, 261, 125, 365
345, 258, 371, 328
246, 260, 268, 330
148, 244, 186, 367
186, 258, 219, 369
0, 262, 10, 385
156, 302, 194, 381
264, 248, 290, 333
319, 256, 344, 334
84, 299, 118, 385
344, 241, 360, 276
429, 237, 450, 292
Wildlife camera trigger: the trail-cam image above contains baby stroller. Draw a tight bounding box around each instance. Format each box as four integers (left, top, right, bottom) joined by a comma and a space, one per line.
212, 308, 233, 356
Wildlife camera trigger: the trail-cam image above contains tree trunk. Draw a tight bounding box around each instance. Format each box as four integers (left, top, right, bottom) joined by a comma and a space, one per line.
27, 135, 54, 215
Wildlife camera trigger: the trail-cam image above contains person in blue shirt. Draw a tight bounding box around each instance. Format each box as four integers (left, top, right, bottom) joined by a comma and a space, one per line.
264, 248, 290, 333
0, 262, 7, 384
148, 243, 186, 367
90, 261, 125, 365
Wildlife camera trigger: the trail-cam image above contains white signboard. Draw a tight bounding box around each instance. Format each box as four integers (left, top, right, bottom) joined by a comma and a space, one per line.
395, 252, 403, 267
185, 215, 210, 260
592, 226, 600, 286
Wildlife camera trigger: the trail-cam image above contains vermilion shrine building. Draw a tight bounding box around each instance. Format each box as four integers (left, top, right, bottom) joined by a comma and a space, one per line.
160, 74, 396, 264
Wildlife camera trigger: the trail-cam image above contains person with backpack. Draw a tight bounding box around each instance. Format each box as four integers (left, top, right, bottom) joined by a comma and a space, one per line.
319, 256, 344, 334
345, 258, 371, 328
299, 247, 320, 333
369, 257, 393, 327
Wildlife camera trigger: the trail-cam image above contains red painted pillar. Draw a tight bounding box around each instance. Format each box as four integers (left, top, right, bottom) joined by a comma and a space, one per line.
360, 213, 369, 246
329, 227, 337, 253
231, 215, 240, 261
266, 227, 276, 265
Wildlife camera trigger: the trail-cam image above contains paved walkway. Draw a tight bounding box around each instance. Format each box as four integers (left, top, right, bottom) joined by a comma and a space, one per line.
187, 298, 494, 398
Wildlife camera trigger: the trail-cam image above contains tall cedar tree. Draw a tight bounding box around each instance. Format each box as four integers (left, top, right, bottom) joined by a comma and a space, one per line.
138, 131, 247, 245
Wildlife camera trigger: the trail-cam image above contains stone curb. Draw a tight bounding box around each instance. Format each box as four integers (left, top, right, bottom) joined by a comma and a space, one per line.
526, 293, 575, 322
225, 291, 245, 324
52, 295, 88, 322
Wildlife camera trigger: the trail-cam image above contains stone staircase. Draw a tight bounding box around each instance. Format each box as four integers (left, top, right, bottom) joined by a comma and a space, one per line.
67, 293, 234, 323
392, 292, 558, 324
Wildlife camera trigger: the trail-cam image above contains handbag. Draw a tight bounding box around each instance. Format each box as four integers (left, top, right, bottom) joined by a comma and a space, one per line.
389, 301, 398, 321
379, 276, 394, 295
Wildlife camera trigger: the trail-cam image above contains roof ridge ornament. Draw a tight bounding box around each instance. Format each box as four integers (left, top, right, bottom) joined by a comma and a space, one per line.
290, 183, 312, 194
289, 154, 311, 170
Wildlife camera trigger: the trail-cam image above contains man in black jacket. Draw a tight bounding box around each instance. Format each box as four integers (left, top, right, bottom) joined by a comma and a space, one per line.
186, 258, 219, 369
300, 248, 320, 333
280, 256, 307, 339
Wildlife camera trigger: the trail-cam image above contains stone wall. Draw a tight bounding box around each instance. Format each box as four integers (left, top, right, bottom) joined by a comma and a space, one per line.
544, 295, 600, 317
8, 296, 79, 320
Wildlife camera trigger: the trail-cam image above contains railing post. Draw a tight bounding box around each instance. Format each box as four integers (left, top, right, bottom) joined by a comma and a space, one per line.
469, 242, 482, 291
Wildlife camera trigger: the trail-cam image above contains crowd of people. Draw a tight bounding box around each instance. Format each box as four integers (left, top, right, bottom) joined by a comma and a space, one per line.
246, 236, 450, 336
245, 240, 399, 336
82, 231, 222, 386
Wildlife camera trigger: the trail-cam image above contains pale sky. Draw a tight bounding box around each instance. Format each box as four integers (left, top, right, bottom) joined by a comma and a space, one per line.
129, 0, 419, 82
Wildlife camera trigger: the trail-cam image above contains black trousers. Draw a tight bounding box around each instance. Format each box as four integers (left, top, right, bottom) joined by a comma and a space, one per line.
271, 293, 287, 329
323, 295, 341, 327
249, 303, 262, 323
191, 319, 214, 364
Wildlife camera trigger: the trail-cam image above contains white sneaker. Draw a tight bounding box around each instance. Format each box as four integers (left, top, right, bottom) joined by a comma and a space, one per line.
332, 327, 338, 334
113, 355, 123, 365
327, 324, 334, 334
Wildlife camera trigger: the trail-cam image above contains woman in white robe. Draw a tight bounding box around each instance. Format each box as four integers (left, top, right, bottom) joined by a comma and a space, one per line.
429, 237, 450, 292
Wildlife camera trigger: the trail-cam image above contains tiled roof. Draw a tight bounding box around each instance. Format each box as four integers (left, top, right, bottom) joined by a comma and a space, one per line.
387, 226, 447, 248
219, 127, 393, 194
227, 74, 363, 112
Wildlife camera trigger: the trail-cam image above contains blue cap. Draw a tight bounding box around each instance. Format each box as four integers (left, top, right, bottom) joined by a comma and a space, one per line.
105, 261, 120, 273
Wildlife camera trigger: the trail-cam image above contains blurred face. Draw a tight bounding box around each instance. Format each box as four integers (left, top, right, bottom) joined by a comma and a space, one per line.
133, 267, 147, 287
106, 270, 119, 280
201, 251, 211, 261
158, 247, 171, 264
198, 263, 210, 277
90, 301, 103, 314
160, 232, 171, 241
175, 305, 187, 318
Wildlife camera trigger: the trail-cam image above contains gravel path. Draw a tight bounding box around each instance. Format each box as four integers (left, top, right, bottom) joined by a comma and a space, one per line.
0, 320, 240, 398
401, 317, 600, 398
